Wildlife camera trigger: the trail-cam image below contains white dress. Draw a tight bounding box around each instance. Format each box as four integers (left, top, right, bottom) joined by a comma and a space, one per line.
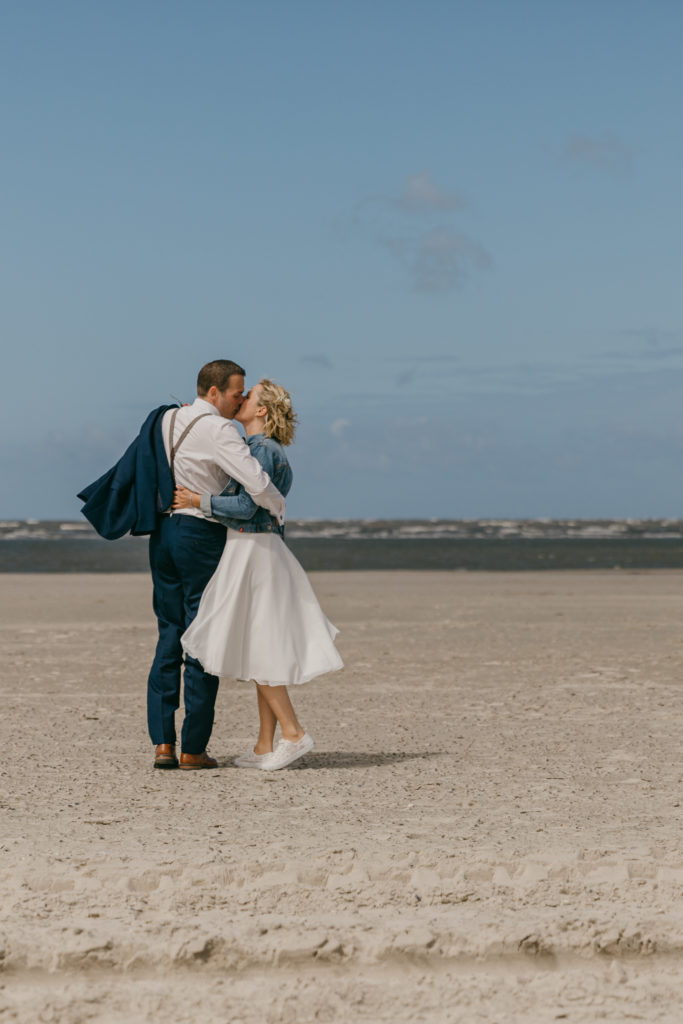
181, 528, 344, 685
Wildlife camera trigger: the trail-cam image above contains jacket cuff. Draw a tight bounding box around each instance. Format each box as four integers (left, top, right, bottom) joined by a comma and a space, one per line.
200, 493, 213, 516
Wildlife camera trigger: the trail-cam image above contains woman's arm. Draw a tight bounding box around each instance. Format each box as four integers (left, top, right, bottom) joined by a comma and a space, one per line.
207, 489, 258, 521
172, 486, 258, 520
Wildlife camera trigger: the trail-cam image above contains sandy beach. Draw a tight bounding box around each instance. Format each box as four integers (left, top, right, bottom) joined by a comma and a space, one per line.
2, 569, 683, 1023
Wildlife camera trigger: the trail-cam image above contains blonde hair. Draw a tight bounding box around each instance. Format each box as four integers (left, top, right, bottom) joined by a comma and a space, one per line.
258, 379, 298, 446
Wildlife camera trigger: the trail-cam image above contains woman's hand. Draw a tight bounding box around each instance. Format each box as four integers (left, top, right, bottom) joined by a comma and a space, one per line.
173, 486, 198, 510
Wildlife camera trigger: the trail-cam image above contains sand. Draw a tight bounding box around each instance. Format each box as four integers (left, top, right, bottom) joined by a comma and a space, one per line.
1, 569, 683, 1023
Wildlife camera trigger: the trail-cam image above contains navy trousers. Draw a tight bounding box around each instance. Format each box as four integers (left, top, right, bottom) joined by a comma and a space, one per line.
147, 514, 227, 753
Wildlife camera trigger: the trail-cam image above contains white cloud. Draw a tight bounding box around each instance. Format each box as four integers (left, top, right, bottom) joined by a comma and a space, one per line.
355, 171, 463, 220
393, 171, 463, 213
330, 418, 351, 437
351, 172, 489, 294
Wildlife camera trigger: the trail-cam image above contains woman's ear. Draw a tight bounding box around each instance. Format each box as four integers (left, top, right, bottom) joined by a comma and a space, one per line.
256, 405, 268, 417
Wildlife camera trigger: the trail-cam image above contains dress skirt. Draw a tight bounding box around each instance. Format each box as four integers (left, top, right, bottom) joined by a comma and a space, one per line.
181, 528, 344, 685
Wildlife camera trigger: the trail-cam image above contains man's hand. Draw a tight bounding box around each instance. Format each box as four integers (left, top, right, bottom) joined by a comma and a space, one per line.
172, 486, 198, 510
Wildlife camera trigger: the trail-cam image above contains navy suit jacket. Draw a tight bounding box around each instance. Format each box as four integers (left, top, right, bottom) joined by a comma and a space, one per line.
77, 405, 177, 540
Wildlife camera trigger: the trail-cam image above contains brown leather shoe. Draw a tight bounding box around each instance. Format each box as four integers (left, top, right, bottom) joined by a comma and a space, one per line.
179, 750, 218, 770
154, 743, 178, 769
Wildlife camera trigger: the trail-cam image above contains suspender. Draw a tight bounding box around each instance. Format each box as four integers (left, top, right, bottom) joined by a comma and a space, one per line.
168, 409, 212, 484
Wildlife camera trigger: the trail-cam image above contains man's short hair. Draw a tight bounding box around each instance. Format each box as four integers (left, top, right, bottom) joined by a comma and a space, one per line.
197, 359, 246, 395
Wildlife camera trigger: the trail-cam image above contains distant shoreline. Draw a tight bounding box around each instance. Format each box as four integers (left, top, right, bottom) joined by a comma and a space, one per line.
2, 533, 683, 573
3, 517, 683, 539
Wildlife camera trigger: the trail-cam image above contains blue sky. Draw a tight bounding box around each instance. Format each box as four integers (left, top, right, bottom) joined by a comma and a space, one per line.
2, 0, 682, 519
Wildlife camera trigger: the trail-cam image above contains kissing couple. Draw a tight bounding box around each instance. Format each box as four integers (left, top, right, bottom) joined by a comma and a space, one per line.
78, 359, 343, 772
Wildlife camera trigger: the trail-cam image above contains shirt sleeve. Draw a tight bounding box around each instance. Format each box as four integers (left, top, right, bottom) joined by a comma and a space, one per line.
211, 422, 286, 524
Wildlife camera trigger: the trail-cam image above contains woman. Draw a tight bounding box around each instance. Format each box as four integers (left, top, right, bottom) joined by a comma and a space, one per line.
174, 379, 343, 771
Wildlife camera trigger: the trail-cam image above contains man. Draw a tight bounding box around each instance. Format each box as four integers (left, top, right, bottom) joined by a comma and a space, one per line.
148, 359, 286, 771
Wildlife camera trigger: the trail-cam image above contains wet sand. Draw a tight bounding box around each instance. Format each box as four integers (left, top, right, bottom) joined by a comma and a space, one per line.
1, 570, 683, 1022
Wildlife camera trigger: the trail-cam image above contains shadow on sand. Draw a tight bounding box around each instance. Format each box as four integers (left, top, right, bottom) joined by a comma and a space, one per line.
217, 750, 444, 770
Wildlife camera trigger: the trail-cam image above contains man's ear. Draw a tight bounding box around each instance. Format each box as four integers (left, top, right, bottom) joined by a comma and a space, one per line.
206, 385, 219, 401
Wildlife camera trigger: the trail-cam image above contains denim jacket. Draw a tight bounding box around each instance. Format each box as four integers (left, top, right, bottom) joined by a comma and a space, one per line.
199, 434, 292, 537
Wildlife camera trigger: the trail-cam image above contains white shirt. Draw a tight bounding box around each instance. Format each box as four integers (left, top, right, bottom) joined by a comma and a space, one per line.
161, 398, 285, 524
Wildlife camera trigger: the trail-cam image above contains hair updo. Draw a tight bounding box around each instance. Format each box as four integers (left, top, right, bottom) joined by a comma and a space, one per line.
258, 379, 298, 446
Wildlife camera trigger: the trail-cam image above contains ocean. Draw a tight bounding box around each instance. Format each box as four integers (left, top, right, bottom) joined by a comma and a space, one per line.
1, 518, 683, 571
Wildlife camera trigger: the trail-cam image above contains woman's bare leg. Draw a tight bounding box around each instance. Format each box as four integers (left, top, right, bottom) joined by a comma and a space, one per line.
253, 683, 277, 754
255, 683, 306, 743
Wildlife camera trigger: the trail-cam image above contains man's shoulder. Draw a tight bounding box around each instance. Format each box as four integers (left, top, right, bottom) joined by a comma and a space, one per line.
212, 416, 244, 440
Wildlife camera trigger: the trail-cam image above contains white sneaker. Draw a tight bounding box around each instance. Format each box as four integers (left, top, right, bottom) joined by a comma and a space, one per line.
258, 733, 315, 771
234, 748, 271, 768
